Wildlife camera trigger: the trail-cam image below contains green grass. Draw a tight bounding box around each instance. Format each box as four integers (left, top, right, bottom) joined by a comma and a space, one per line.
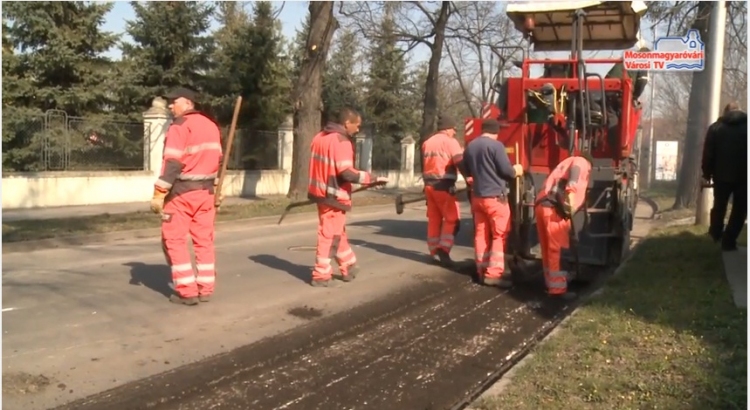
474, 224, 747, 410
2, 194, 397, 243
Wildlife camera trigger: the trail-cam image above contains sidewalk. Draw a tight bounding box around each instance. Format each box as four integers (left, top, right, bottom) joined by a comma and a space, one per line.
722, 247, 747, 308
2, 196, 260, 222
2, 188, 420, 222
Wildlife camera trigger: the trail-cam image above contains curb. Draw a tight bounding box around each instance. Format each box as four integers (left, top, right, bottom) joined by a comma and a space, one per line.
2, 203, 397, 254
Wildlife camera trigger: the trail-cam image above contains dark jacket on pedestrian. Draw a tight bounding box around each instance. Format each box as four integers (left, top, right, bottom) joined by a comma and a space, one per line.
702, 109, 747, 184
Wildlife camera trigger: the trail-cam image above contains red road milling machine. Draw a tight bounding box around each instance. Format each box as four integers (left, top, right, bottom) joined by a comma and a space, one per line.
463, 1, 649, 280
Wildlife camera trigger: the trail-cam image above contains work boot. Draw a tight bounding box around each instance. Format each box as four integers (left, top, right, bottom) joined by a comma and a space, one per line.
337, 265, 359, 282
435, 249, 454, 267
483, 276, 513, 289
199, 294, 212, 303
310, 278, 337, 288
169, 294, 199, 306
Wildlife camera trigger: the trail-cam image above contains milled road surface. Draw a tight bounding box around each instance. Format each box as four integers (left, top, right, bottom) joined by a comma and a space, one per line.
4, 200, 655, 410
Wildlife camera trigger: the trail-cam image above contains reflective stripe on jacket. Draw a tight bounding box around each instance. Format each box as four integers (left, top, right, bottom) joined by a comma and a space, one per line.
307, 123, 374, 207
535, 156, 591, 212
421, 132, 464, 188
156, 110, 223, 193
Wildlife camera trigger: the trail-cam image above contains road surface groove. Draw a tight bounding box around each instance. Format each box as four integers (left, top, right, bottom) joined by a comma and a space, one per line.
51, 267, 580, 410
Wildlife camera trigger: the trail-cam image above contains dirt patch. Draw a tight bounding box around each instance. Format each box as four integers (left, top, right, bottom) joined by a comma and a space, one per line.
2, 372, 53, 396
287, 306, 324, 320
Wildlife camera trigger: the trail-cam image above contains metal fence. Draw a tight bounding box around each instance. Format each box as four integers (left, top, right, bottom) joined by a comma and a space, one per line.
2, 109, 146, 172
221, 127, 281, 171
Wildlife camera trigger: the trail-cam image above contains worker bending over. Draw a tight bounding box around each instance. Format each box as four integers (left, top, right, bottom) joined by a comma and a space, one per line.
421, 115, 466, 266
463, 119, 523, 288
308, 107, 388, 287
151, 87, 223, 306
534, 153, 593, 300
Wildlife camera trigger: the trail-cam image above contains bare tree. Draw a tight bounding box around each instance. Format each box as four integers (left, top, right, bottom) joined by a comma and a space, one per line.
443, 2, 523, 115
646, 1, 748, 210
287, 2, 338, 199
339, 1, 452, 143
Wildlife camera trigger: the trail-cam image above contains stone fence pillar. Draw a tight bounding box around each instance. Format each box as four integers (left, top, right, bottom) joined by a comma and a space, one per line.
277, 115, 294, 173
143, 97, 172, 175
400, 134, 416, 176
355, 130, 373, 172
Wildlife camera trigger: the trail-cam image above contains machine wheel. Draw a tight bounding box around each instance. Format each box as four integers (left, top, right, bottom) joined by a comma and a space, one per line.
608, 179, 635, 266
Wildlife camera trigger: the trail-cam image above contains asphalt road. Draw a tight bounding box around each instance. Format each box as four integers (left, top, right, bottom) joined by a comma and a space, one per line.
4, 200, 655, 410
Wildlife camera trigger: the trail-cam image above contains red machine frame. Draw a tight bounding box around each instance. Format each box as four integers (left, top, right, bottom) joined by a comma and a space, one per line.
463, 6, 645, 278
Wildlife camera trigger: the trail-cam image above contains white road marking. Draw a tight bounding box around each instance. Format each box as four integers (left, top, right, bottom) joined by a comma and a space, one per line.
2, 307, 19, 312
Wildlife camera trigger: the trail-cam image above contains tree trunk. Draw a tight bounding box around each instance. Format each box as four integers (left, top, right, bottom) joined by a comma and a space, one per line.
672, 2, 712, 209
287, 2, 338, 200
417, 1, 451, 174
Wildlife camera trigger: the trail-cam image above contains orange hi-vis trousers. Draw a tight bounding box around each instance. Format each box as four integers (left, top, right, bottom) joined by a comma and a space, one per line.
425, 185, 460, 255
312, 204, 357, 281
534, 204, 572, 295
162, 189, 217, 299
471, 196, 511, 280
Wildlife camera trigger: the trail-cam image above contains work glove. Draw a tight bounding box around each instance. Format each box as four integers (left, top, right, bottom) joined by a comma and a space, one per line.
150, 187, 168, 214
513, 164, 524, 178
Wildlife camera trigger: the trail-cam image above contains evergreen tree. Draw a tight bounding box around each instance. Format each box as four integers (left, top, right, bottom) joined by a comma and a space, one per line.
2, 2, 117, 116
323, 29, 364, 122
204, 2, 253, 124
290, 13, 311, 85
243, 1, 292, 131
2, 1, 117, 171
117, 1, 216, 114
363, 4, 414, 169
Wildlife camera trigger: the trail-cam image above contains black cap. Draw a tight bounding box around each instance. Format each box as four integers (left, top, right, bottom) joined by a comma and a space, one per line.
165, 87, 199, 102
481, 119, 500, 134
436, 115, 456, 131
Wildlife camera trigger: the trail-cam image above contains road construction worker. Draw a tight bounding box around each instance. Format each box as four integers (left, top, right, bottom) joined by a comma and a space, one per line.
534, 153, 593, 300
150, 87, 223, 306
308, 107, 388, 287
463, 119, 523, 288
702, 102, 747, 251
421, 115, 466, 266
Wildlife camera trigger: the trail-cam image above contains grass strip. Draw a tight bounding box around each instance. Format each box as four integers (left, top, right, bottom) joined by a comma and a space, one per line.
3, 194, 399, 243
475, 224, 747, 410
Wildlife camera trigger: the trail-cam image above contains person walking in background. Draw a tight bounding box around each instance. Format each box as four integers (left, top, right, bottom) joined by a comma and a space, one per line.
150, 87, 223, 306
702, 102, 747, 251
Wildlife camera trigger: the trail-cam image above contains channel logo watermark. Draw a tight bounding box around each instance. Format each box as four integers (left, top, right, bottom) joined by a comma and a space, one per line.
624, 29, 705, 72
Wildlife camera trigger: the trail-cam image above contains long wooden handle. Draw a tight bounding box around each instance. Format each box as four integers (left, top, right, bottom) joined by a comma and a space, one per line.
215, 96, 243, 207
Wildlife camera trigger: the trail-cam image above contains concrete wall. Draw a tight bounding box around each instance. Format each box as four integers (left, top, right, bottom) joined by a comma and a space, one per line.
2, 99, 433, 210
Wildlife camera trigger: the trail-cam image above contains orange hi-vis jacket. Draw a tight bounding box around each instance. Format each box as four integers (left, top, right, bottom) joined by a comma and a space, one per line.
308, 123, 375, 210
155, 110, 223, 197
421, 132, 464, 191
535, 156, 592, 214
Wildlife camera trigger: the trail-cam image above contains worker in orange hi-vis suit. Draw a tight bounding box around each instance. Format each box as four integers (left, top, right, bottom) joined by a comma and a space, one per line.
307, 107, 389, 287
462, 119, 523, 288
150, 87, 223, 306
534, 154, 593, 300
421, 115, 467, 267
